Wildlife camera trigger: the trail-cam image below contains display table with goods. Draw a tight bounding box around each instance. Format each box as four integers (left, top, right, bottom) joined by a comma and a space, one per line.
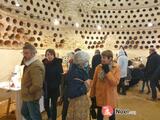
0, 65, 44, 120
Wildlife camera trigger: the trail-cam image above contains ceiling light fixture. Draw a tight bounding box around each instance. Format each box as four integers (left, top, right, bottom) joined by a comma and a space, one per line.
75, 22, 80, 28
53, 19, 59, 26
97, 25, 102, 30
15, 0, 21, 7
148, 23, 153, 27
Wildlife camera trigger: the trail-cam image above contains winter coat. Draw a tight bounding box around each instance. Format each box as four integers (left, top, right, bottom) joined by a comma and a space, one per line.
66, 64, 89, 99
145, 52, 160, 80
90, 64, 120, 108
21, 60, 45, 101
117, 49, 128, 78
92, 54, 101, 74
43, 58, 63, 97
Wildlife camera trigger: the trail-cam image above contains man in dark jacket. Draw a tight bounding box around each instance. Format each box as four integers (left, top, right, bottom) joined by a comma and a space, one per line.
145, 47, 160, 101
91, 50, 101, 79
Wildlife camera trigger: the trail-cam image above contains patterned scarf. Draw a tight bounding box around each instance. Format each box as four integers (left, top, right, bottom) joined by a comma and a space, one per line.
98, 63, 113, 81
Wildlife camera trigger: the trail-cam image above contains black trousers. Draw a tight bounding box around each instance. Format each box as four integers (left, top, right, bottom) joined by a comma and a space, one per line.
97, 107, 115, 120
141, 79, 150, 93
150, 79, 160, 99
44, 94, 58, 120
62, 95, 69, 120
117, 78, 126, 95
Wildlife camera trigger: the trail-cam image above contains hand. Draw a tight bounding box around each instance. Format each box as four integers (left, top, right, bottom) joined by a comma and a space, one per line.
84, 79, 91, 92
91, 97, 97, 108
102, 64, 110, 73
85, 79, 91, 86
57, 97, 63, 106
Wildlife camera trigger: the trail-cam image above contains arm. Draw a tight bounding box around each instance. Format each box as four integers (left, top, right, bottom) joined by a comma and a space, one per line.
105, 65, 120, 86
54, 61, 64, 88
59, 61, 64, 74
29, 65, 44, 94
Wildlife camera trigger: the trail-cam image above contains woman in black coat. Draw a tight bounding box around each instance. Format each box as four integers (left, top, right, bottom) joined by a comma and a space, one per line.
43, 49, 63, 120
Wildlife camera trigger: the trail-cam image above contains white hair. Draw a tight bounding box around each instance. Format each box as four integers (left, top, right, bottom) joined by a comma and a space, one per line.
73, 51, 90, 66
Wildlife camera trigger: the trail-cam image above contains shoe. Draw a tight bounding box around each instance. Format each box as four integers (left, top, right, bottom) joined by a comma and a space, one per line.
146, 97, 157, 101
139, 90, 144, 94
146, 91, 150, 94
157, 98, 160, 101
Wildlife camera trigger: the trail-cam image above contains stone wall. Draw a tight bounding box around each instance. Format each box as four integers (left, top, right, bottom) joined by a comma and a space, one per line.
0, 0, 160, 81
0, 0, 159, 51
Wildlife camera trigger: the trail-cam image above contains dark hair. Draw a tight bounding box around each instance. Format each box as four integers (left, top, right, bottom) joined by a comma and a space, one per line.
149, 46, 156, 53
45, 49, 56, 57
23, 43, 37, 54
128, 60, 133, 66
74, 48, 81, 52
139, 63, 145, 69
95, 49, 100, 54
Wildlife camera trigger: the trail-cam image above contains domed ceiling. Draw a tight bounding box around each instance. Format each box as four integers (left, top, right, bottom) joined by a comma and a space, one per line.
0, 0, 160, 50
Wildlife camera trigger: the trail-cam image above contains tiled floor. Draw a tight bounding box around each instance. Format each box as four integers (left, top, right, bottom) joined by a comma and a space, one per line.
0, 83, 160, 120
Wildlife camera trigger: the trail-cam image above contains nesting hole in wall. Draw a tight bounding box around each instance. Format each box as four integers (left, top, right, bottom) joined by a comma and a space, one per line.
29, 37, 35, 42
4, 40, 11, 46
9, 34, 14, 39
15, 34, 21, 40
0, 40, 3, 46
17, 28, 24, 33
0, 23, 4, 28
12, 41, 19, 47
0, 14, 3, 19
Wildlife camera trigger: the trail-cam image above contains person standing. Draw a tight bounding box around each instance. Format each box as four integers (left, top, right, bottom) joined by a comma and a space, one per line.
21, 43, 45, 120
91, 49, 101, 79
117, 47, 128, 95
66, 51, 91, 120
90, 50, 120, 120
42, 49, 63, 120
145, 47, 160, 101
61, 52, 74, 120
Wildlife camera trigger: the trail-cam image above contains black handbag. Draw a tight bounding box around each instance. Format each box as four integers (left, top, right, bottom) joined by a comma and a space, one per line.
90, 106, 97, 119
90, 97, 97, 119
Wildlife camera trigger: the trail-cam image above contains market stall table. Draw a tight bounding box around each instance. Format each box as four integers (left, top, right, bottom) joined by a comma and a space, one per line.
0, 81, 44, 120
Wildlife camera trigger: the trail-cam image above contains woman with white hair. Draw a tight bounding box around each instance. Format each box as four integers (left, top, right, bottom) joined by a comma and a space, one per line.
66, 51, 91, 120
